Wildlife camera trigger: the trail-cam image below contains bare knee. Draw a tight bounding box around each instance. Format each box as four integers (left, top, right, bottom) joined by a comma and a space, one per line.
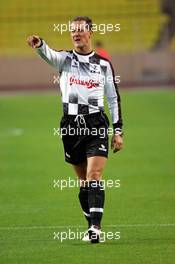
87, 169, 102, 181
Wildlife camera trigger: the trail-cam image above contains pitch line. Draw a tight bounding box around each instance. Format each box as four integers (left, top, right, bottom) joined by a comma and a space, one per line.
0, 223, 175, 231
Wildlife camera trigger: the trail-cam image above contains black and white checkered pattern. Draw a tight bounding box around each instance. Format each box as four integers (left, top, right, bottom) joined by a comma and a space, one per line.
63, 94, 104, 115
37, 41, 122, 131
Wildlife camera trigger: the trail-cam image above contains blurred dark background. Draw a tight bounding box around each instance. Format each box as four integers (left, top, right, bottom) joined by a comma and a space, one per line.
0, 0, 175, 91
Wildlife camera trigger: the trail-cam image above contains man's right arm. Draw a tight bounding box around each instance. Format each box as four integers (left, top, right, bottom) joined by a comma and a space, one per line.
27, 35, 67, 71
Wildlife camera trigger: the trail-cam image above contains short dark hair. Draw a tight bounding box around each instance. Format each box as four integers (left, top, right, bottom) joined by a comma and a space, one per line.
71, 16, 93, 31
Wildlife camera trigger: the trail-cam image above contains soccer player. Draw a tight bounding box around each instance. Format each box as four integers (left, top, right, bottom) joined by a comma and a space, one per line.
27, 16, 123, 243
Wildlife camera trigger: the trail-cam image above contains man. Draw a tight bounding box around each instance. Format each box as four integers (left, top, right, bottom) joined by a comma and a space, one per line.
152, 0, 175, 50
27, 16, 123, 243
95, 40, 111, 60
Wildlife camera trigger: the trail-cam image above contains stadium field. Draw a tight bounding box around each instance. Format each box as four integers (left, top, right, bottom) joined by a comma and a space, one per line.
0, 89, 175, 264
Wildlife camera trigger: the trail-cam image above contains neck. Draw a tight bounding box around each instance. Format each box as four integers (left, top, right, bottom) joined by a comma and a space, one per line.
75, 44, 93, 55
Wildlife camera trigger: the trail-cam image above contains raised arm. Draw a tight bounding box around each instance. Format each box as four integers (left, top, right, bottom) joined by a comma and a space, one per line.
27, 35, 67, 71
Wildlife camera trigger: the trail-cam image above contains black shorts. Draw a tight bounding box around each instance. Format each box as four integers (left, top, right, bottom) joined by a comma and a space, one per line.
60, 111, 109, 165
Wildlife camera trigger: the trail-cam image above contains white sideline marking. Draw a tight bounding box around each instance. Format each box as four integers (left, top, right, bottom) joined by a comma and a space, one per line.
10, 128, 24, 136
0, 223, 174, 231
0, 128, 24, 137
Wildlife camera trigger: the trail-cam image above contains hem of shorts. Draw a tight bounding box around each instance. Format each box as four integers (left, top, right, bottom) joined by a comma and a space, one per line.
65, 158, 86, 165
86, 153, 108, 158
65, 153, 108, 164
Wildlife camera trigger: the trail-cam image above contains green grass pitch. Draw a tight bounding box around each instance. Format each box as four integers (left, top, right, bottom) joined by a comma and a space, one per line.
0, 89, 175, 264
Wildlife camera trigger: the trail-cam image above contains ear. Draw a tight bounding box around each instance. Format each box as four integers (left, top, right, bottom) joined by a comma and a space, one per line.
89, 30, 93, 38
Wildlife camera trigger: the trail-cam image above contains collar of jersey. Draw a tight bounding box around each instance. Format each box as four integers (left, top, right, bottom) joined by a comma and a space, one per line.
73, 50, 94, 57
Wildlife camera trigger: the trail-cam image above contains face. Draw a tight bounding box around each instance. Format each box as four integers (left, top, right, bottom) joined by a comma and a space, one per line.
70, 20, 92, 50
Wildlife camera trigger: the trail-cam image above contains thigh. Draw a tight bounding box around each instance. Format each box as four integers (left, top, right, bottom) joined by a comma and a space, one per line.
86, 156, 107, 181
72, 160, 87, 181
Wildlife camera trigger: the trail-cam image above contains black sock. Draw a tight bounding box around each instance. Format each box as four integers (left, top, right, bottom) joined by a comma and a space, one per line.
88, 181, 105, 228
79, 186, 91, 228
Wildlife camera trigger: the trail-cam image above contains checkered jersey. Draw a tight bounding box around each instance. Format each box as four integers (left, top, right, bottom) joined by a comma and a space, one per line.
36, 40, 123, 133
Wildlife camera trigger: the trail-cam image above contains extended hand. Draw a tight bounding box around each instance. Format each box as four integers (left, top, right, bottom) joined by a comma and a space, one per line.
111, 134, 123, 153
27, 35, 42, 48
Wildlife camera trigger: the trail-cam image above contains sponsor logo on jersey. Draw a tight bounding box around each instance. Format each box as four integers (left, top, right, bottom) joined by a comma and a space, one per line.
69, 76, 99, 89
71, 60, 79, 68
89, 64, 101, 74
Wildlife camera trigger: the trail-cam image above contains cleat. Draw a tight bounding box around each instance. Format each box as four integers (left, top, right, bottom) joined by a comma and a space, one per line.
88, 225, 101, 244
82, 231, 91, 242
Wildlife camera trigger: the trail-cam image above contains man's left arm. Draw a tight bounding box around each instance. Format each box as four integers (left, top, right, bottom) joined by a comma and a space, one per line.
104, 61, 123, 153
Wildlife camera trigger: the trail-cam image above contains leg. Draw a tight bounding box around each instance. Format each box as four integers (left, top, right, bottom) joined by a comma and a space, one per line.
87, 156, 107, 231
72, 160, 87, 184
87, 156, 107, 181
72, 161, 91, 228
